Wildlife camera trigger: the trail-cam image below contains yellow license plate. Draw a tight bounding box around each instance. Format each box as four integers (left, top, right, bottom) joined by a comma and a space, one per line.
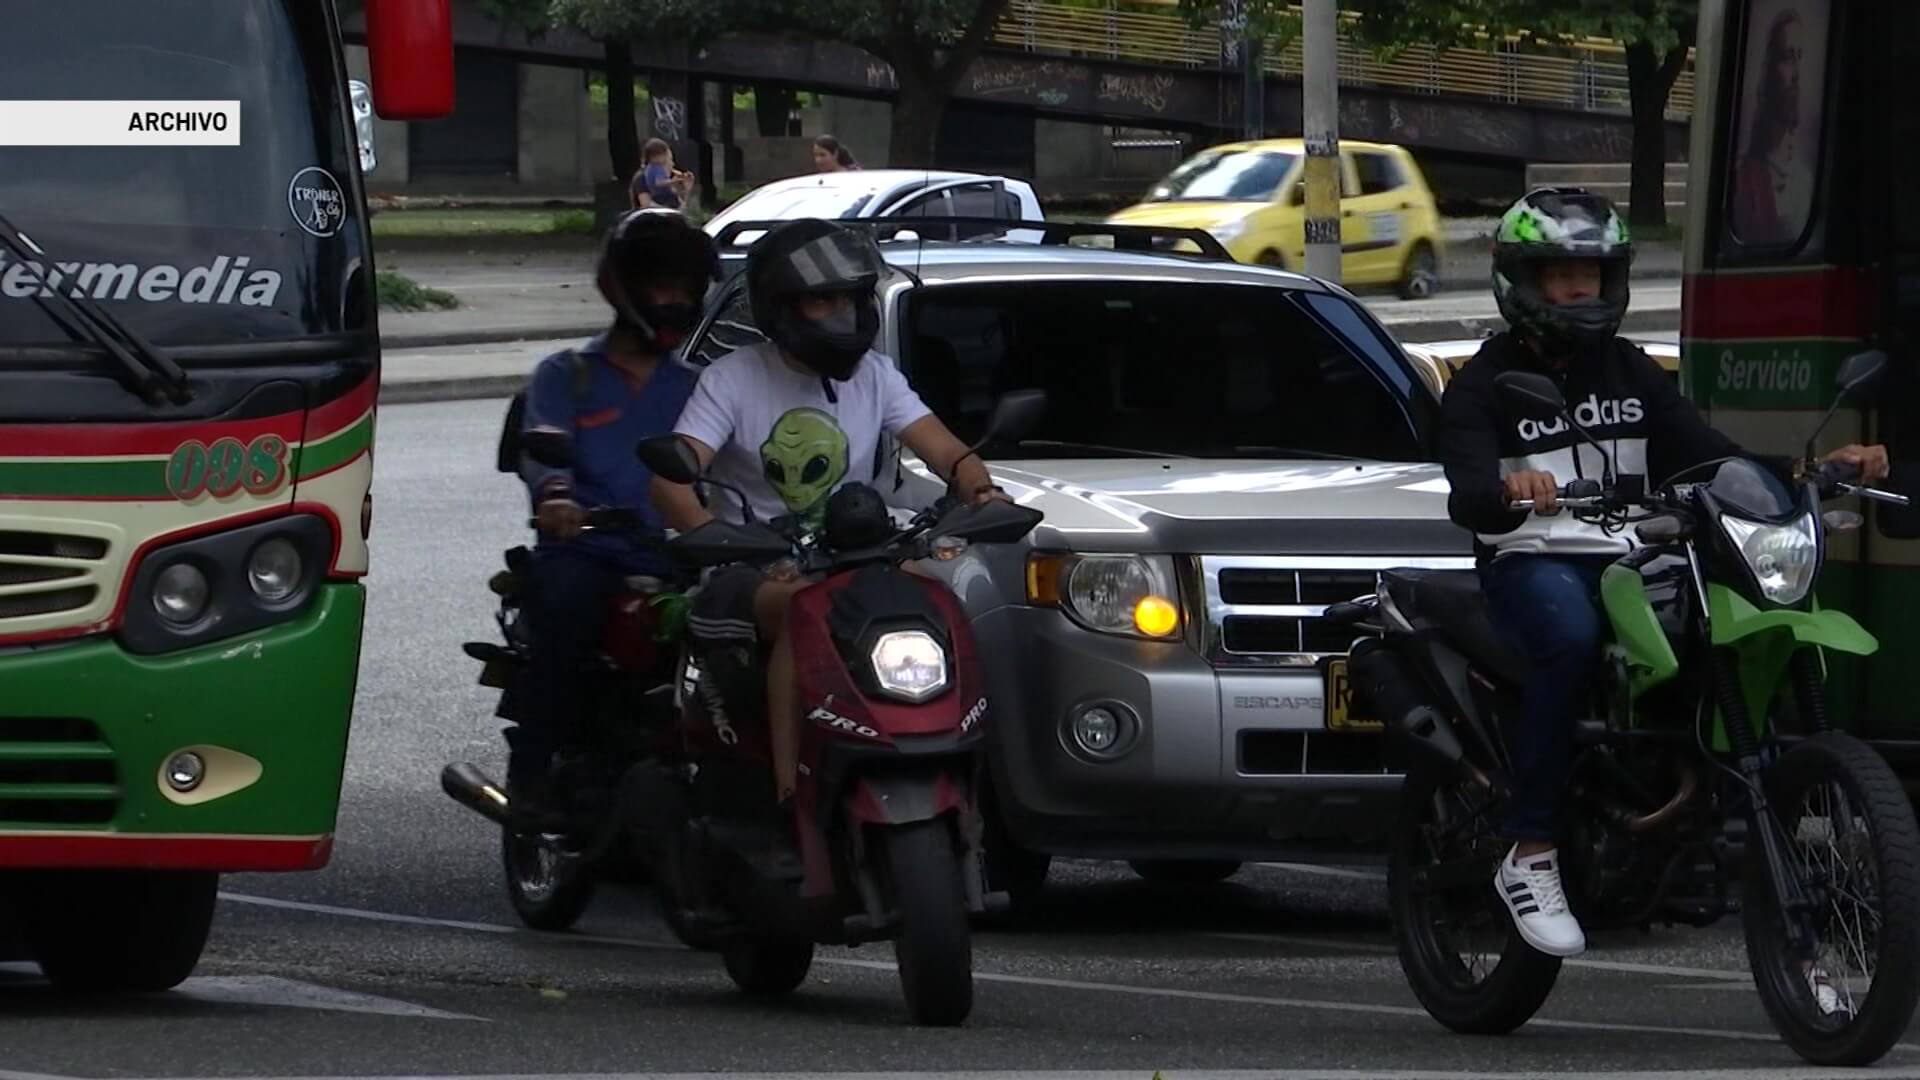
1325, 658, 1381, 732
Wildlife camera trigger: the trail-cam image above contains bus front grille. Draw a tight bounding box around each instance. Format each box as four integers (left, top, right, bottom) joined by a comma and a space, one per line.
0, 717, 121, 826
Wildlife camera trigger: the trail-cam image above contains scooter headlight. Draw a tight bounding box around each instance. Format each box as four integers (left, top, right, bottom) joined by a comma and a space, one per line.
869, 630, 949, 702
1720, 511, 1820, 605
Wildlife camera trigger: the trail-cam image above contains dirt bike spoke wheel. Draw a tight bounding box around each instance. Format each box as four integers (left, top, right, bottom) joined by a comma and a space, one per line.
1388, 774, 1560, 1035
1743, 733, 1920, 1066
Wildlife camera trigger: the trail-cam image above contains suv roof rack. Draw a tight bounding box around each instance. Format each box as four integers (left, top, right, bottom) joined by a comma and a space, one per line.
708, 217, 1232, 261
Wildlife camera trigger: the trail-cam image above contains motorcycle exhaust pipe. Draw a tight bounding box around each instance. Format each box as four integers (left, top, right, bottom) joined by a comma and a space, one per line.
441, 762, 511, 826
1349, 642, 1491, 790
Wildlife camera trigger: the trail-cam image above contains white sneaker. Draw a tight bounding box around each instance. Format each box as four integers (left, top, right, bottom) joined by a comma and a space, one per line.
1494, 845, 1587, 957
1806, 966, 1851, 1018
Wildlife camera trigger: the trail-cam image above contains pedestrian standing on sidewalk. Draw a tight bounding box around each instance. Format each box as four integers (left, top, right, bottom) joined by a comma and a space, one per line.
811, 134, 859, 173
631, 138, 696, 212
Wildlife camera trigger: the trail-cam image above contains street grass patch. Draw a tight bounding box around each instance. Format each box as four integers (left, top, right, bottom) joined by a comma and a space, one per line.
370, 208, 597, 239
375, 270, 460, 311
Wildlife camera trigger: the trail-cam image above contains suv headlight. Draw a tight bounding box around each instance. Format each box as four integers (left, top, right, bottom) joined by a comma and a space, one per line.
1720, 512, 1819, 605
1026, 553, 1181, 639
869, 629, 949, 702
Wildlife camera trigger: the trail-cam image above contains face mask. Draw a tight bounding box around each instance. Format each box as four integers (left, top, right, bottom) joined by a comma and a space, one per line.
810, 305, 858, 337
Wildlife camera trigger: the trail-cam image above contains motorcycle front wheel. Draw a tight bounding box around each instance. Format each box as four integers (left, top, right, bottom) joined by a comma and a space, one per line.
1388, 773, 1561, 1034
884, 817, 974, 1026
502, 826, 596, 932
1743, 732, 1920, 1066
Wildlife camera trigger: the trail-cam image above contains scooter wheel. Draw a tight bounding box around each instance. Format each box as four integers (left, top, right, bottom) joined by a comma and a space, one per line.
722, 937, 814, 996
502, 826, 596, 932
885, 818, 974, 1026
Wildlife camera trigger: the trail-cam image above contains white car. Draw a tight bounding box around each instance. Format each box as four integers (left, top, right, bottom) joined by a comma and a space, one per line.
705, 170, 1045, 251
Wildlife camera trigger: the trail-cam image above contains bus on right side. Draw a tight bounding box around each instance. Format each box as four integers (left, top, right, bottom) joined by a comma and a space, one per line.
1683, 0, 1920, 778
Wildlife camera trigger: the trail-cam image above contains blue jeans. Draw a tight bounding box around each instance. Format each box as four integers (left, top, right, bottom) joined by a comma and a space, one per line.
509, 546, 622, 787
1481, 554, 1614, 843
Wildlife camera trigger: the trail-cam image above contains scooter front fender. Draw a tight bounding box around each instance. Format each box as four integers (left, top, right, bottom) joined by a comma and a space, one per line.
844, 771, 971, 827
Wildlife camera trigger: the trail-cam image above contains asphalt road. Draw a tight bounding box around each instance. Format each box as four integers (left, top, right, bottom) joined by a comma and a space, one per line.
2, 400, 1916, 1080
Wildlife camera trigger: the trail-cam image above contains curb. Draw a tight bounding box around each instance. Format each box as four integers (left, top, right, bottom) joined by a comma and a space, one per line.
380, 324, 604, 350
378, 308, 1684, 406
1383, 306, 1679, 344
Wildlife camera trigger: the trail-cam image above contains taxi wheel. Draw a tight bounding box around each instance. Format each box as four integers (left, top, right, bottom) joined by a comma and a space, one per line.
1397, 243, 1439, 300
1255, 249, 1287, 270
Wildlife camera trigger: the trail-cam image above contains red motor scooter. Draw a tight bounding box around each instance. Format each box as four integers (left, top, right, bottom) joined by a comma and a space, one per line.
629, 391, 1046, 1027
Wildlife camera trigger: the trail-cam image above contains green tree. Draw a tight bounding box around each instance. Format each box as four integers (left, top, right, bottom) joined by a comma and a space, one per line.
488, 0, 1012, 170
1345, 0, 1697, 228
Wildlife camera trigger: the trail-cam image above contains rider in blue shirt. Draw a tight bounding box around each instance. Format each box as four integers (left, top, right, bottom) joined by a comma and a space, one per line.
510, 209, 718, 827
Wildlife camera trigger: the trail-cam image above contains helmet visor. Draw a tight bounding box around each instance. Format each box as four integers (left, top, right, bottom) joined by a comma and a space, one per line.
765, 228, 885, 294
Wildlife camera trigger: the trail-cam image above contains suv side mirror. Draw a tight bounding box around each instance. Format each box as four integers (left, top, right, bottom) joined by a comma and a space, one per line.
521, 427, 575, 468
1493, 371, 1567, 421
636, 434, 702, 484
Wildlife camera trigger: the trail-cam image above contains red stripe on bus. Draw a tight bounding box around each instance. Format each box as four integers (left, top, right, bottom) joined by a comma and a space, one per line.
0, 412, 303, 458
302, 373, 378, 444
0, 833, 332, 871
1682, 269, 1867, 341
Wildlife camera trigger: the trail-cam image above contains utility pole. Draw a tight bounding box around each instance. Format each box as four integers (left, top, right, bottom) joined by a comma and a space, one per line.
1300, 0, 1339, 282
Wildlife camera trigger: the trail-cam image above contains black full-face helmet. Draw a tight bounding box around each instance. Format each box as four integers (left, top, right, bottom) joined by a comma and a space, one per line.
745, 218, 884, 381
597, 208, 720, 354
1491, 187, 1635, 355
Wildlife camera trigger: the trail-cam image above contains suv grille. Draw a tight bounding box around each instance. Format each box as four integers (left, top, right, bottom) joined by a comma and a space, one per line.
1199, 555, 1474, 667
0, 716, 121, 825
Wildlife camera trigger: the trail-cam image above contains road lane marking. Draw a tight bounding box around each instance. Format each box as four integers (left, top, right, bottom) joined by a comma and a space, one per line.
174, 975, 486, 1021
1254, 861, 1387, 881
56, 1060, 1920, 1068
220, 891, 1912, 1051
58, 1069, 1920, 1080
1204, 930, 1763, 981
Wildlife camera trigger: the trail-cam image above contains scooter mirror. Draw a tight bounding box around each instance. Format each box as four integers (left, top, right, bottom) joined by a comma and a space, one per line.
981, 389, 1048, 448
521, 427, 575, 468
1493, 371, 1566, 422
636, 434, 702, 484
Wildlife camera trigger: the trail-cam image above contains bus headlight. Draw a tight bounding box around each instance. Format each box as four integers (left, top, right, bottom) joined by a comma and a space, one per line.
121, 514, 334, 656
153, 563, 211, 624
248, 538, 303, 603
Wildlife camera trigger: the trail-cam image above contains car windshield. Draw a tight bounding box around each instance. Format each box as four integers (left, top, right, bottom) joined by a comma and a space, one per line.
1, 1, 364, 350
900, 280, 1431, 462
1147, 150, 1298, 202
707, 185, 882, 231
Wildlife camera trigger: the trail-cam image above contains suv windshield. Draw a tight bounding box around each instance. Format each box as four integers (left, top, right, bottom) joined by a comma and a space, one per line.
1148, 150, 1297, 202
2, 2, 363, 349
901, 281, 1429, 462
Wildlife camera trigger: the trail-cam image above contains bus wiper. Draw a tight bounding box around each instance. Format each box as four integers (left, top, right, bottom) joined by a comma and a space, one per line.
0, 213, 193, 405
1018, 440, 1194, 460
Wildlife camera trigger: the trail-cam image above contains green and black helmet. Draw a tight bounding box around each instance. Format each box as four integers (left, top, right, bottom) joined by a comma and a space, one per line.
1491, 187, 1634, 353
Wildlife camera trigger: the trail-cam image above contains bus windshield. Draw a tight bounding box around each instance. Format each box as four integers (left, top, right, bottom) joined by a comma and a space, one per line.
1, 2, 364, 350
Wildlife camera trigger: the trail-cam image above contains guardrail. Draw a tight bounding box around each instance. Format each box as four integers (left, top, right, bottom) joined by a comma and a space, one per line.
991, 0, 1695, 120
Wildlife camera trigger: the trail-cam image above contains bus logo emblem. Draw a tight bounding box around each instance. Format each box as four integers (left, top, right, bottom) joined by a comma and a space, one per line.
166, 434, 290, 501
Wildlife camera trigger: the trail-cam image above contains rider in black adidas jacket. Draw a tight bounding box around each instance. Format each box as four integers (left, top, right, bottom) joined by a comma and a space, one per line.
1434, 188, 1890, 960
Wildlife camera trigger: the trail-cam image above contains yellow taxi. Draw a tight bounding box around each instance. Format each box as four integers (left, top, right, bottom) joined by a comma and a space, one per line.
1107, 138, 1445, 298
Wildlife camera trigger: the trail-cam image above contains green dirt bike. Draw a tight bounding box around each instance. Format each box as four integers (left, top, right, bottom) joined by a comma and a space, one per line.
1329, 350, 1920, 1065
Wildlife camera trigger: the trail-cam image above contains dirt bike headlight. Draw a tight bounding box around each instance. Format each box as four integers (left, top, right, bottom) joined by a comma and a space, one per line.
1720, 512, 1820, 605
869, 630, 949, 702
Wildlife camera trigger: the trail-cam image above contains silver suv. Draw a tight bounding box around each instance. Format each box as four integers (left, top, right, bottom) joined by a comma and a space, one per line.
689, 221, 1474, 905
